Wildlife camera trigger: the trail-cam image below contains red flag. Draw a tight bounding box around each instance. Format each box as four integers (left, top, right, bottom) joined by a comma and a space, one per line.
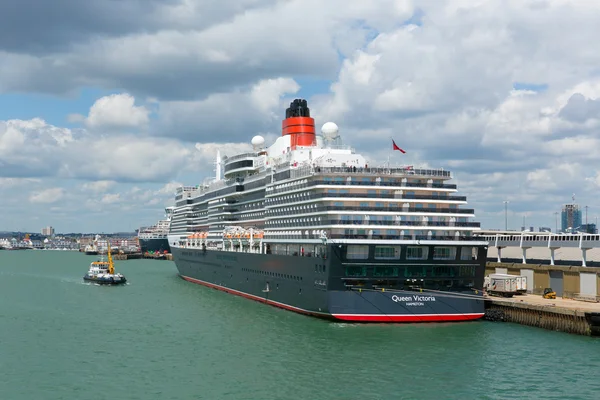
392, 139, 406, 153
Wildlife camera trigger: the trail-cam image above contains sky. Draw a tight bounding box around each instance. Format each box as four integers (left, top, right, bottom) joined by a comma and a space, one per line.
2, 0, 600, 234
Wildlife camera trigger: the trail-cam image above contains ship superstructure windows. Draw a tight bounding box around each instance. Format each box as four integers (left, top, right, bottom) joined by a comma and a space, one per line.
346, 245, 369, 259
374, 246, 401, 260
433, 247, 456, 260
432, 266, 456, 277
373, 267, 399, 277
406, 246, 428, 260
345, 266, 367, 277
460, 246, 476, 260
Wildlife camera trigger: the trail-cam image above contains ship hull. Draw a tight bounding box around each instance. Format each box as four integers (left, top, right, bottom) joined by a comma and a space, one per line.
171, 247, 485, 323
83, 276, 127, 285
139, 238, 171, 254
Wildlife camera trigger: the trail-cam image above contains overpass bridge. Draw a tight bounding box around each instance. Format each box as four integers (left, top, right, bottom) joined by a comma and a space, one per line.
475, 230, 600, 267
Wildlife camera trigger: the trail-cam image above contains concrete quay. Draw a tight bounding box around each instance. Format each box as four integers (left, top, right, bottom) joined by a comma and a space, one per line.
484, 294, 600, 337
486, 261, 600, 301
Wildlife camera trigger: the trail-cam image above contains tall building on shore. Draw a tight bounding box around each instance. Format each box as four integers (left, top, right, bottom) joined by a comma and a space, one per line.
41, 226, 55, 236
561, 203, 582, 233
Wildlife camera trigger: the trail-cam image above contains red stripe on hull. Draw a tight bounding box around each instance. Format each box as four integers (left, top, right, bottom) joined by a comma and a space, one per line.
332, 313, 484, 322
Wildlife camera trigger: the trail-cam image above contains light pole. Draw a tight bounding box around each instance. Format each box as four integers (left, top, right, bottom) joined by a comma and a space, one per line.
503, 200, 509, 230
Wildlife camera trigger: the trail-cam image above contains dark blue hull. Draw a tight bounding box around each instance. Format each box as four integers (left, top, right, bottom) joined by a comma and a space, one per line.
83, 276, 127, 285
171, 244, 486, 323
139, 238, 170, 254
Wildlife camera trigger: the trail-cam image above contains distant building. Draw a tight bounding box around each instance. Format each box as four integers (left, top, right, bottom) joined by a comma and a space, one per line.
41, 226, 55, 236
580, 223, 598, 234
561, 204, 582, 232
538, 227, 552, 232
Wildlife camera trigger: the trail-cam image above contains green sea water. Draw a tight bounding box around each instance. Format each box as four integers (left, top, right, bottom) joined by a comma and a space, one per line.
1, 250, 599, 400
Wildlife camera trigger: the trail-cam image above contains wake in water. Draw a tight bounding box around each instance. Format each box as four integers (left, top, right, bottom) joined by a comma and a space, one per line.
330, 323, 359, 328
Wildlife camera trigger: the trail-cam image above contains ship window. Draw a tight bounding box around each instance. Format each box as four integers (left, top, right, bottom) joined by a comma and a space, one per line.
345, 266, 367, 277
433, 247, 456, 260
373, 267, 399, 277
432, 266, 456, 277
406, 246, 428, 260
374, 246, 400, 260
404, 266, 426, 278
346, 245, 369, 259
460, 246, 474, 260
458, 266, 476, 277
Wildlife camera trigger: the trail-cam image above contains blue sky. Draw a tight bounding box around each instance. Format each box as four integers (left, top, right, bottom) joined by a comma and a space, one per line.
0, 89, 105, 126
2, 0, 600, 234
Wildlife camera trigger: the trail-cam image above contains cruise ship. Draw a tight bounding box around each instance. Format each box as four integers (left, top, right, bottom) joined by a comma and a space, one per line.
138, 207, 174, 253
168, 99, 488, 322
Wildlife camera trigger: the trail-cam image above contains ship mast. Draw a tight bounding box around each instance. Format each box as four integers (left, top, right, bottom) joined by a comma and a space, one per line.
215, 150, 222, 181
107, 242, 115, 274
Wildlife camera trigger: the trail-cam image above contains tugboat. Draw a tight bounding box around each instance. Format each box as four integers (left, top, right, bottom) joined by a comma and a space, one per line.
83, 243, 127, 285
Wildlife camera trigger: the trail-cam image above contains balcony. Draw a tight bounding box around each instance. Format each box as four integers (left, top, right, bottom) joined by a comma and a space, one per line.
267, 179, 457, 196
265, 205, 474, 217
263, 233, 478, 241
266, 192, 467, 204
265, 219, 480, 229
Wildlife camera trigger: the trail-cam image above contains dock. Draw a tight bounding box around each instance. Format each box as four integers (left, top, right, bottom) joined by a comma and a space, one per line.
484, 261, 600, 336
484, 294, 600, 336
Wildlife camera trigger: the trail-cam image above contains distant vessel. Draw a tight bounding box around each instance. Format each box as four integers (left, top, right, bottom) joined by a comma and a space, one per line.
84, 234, 101, 255
138, 207, 173, 254
167, 99, 488, 323
84, 243, 99, 255
83, 244, 127, 285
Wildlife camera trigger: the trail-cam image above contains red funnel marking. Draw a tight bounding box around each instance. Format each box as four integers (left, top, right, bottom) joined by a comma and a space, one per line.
282, 116, 315, 148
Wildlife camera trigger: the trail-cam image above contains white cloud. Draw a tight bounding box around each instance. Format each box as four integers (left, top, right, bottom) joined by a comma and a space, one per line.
4, 1, 600, 232
81, 180, 116, 193
101, 193, 121, 204
155, 77, 301, 141
86, 93, 149, 129
250, 78, 300, 116
0, 117, 206, 183
29, 188, 64, 204
155, 181, 183, 196
0, 0, 418, 100
0, 178, 40, 188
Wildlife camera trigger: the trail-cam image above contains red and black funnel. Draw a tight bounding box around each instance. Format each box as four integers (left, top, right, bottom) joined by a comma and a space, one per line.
282, 99, 316, 149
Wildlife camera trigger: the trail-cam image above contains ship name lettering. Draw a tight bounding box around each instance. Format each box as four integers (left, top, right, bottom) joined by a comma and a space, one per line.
413, 295, 436, 302
391, 295, 436, 303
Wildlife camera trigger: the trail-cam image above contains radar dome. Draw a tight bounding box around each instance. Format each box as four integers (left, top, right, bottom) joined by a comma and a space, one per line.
251, 135, 265, 149
321, 122, 339, 139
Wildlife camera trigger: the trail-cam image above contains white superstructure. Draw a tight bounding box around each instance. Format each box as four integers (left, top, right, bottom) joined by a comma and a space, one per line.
168, 99, 485, 255
138, 207, 174, 240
